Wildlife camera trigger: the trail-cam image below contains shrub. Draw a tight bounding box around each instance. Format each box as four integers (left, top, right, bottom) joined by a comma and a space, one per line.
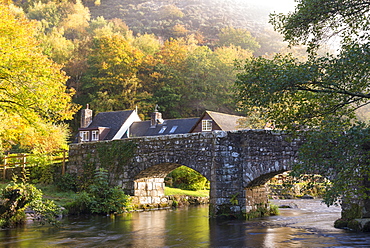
269, 203, 280, 216
27, 155, 55, 184
65, 168, 131, 215
65, 191, 92, 215
55, 173, 78, 192
0, 182, 60, 228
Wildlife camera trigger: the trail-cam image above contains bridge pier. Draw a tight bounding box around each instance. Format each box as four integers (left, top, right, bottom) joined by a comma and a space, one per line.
209, 182, 269, 218
133, 178, 165, 206
245, 186, 269, 212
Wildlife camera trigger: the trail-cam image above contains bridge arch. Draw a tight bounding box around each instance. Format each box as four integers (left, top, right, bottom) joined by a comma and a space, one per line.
131, 161, 210, 205
246, 170, 288, 187
68, 130, 301, 217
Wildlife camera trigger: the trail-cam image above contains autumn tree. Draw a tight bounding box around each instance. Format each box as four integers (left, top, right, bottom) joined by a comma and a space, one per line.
181, 45, 253, 116
0, 2, 78, 153
212, 45, 253, 113
138, 35, 253, 119
143, 37, 193, 118
133, 33, 161, 56
157, 4, 184, 20
216, 27, 260, 52
235, 0, 370, 209
81, 34, 144, 112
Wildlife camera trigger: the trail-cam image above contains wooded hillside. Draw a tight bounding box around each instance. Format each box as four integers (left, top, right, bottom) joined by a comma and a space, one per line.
2, 0, 295, 152
86, 0, 269, 39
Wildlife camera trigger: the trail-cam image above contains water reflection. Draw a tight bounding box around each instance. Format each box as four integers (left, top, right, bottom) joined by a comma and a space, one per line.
0, 200, 370, 247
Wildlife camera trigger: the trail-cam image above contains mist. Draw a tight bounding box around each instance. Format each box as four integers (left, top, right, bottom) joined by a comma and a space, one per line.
241, 0, 297, 13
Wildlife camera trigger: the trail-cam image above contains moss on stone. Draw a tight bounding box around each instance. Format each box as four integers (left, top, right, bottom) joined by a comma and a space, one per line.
342, 203, 362, 220
334, 218, 348, 229
363, 221, 370, 232
348, 219, 362, 231
244, 203, 279, 220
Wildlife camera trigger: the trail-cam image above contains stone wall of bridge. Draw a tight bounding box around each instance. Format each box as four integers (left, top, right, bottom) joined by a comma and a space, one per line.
207, 130, 300, 216
68, 130, 301, 217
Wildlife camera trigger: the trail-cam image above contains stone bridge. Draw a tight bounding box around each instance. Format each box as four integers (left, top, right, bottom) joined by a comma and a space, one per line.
68, 129, 301, 217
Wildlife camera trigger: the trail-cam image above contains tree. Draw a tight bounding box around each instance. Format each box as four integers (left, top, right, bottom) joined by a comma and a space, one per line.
0, 2, 78, 153
26, 0, 63, 33
182, 45, 252, 116
38, 28, 75, 64
133, 33, 161, 56
141, 37, 193, 118
216, 27, 260, 52
60, 0, 90, 40
157, 4, 184, 20
81, 34, 144, 112
235, 0, 370, 207
269, 0, 368, 52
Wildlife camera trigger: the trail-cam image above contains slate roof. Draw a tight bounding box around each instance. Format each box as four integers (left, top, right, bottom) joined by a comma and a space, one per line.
87, 110, 135, 140
129, 118, 199, 137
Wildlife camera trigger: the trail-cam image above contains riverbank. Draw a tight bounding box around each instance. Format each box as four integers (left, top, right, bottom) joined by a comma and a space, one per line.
0, 182, 210, 211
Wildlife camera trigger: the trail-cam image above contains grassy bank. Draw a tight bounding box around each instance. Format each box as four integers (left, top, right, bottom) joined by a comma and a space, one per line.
165, 187, 209, 198
0, 182, 78, 207
0, 182, 209, 208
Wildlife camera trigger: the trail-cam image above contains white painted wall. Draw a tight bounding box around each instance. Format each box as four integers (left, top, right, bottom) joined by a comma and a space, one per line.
112, 110, 141, 140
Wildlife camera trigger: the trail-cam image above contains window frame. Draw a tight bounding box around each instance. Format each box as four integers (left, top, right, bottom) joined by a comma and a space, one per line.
91, 130, 99, 141
80, 131, 89, 141
202, 120, 212, 131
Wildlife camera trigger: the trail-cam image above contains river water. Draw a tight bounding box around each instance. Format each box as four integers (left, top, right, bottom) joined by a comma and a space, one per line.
0, 199, 369, 247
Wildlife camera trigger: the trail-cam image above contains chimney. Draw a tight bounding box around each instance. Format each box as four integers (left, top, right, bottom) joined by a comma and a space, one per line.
81, 104, 93, 128
150, 105, 164, 127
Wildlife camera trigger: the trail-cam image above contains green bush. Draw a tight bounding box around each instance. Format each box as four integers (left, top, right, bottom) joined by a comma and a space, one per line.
65, 191, 92, 215
88, 169, 131, 214
65, 168, 131, 215
55, 173, 78, 192
166, 166, 209, 191
0, 182, 60, 228
27, 155, 55, 184
269, 204, 280, 216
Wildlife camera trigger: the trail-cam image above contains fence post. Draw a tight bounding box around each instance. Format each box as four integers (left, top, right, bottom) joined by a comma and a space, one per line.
22, 153, 27, 168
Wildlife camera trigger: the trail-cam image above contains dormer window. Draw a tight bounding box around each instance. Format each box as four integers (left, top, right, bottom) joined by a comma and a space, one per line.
202, 120, 212, 131
158, 126, 167, 134
91, 130, 99, 141
80, 131, 89, 141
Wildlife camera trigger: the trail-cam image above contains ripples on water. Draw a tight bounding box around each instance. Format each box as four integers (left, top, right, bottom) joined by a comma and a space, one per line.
0, 199, 369, 247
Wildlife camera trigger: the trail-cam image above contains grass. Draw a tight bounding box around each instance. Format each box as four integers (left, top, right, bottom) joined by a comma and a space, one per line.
0, 181, 76, 207
35, 184, 77, 206
165, 187, 209, 197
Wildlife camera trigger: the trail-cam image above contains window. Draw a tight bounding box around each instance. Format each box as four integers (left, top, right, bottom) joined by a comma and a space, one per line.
158, 126, 167, 134
169, 126, 178, 134
202, 120, 212, 131
80, 131, 89, 141
91, 130, 99, 141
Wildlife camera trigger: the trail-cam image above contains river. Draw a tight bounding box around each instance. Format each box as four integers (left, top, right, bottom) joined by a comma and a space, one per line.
0, 199, 369, 247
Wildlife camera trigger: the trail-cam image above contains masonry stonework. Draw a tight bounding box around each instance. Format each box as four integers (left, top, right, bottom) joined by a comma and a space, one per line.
68, 130, 300, 217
